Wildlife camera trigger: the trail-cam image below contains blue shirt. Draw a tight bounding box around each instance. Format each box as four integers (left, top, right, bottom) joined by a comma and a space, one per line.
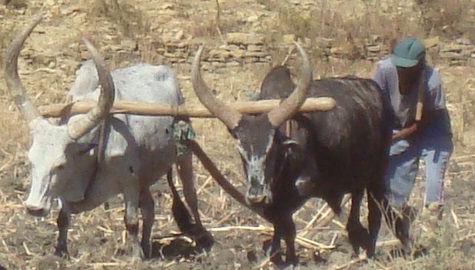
373, 58, 452, 138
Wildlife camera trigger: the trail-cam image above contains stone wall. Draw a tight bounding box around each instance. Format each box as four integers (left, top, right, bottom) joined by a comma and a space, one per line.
145, 32, 475, 67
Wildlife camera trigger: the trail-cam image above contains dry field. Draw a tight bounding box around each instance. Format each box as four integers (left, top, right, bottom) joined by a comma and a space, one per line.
1, 0, 475, 269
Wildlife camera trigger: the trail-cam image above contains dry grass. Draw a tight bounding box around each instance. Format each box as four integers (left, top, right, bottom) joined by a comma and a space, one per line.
1, 0, 475, 269
415, 0, 475, 40
85, 0, 150, 39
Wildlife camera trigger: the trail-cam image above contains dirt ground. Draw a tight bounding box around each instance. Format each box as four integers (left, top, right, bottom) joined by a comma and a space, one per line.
1, 0, 475, 269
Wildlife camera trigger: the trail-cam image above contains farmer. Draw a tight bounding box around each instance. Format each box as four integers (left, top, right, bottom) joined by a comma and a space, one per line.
373, 37, 453, 242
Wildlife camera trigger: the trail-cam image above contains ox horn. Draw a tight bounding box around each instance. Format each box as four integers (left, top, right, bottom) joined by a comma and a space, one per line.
67, 38, 115, 140
191, 45, 242, 130
4, 17, 44, 128
267, 41, 313, 127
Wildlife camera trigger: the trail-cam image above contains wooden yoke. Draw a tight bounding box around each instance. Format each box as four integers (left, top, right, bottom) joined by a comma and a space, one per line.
38, 97, 336, 118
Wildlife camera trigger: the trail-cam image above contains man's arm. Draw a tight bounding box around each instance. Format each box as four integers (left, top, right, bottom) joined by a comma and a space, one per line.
391, 108, 436, 142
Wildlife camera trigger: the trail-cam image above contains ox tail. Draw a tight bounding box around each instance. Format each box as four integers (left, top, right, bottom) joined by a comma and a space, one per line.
166, 168, 194, 234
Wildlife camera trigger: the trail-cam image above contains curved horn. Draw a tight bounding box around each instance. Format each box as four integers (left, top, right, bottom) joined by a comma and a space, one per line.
267, 41, 313, 127
4, 17, 44, 128
191, 45, 242, 130
67, 38, 115, 140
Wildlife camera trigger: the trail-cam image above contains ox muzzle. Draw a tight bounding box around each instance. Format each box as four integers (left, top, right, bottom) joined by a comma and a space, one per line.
246, 176, 272, 205
24, 192, 52, 217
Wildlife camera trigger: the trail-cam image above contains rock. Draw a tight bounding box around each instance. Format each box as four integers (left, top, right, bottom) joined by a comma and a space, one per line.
244, 57, 259, 63
175, 29, 184, 40
440, 52, 466, 60
247, 15, 259, 23
330, 46, 351, 56
247, 44, 264, 52
456, 37, 471, 45
209, 49, 231, 60
366, 45, 382, 53
441, 44, 464, 53
227, 44, 240, 51
423, 36, 440, 48
282, 34, 296, 44
120, 39, 137, 51
161, 3, 174, 10
227, 61, 241, 67
244, 51, 269, 58
229, 49, 245, 59
227, 33, 265, 45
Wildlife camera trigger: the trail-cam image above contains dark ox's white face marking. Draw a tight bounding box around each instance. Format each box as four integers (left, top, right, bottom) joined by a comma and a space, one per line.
231, 115, 278, 204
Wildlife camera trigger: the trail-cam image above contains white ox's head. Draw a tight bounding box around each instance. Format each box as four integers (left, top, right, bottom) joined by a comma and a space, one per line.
190, 42, 315, 205
4, 18, 115, 216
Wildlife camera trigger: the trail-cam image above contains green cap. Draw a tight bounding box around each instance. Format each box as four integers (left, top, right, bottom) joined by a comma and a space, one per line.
391, 38, 426, 67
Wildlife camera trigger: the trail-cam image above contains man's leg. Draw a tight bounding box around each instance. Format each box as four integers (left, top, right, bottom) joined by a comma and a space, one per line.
422, 136, 453, 206
386, 143, 421, 208
420, 135, 453, 241
384, 141, 421, 250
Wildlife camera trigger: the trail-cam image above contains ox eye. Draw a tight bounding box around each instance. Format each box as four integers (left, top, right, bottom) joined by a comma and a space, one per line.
56, 164, 65, 171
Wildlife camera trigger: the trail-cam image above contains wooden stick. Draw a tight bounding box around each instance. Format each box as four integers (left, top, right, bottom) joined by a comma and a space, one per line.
38, 97, 336, 118
415, 69, 426, 121
330, 256, 367, 270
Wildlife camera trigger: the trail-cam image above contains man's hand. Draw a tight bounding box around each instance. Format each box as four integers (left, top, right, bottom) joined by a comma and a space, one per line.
392, 123, 418, 142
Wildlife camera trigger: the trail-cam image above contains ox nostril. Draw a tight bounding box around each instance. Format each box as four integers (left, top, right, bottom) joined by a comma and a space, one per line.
250, 177, 259, 187
26, 207, 46, 217
24, 204, 47, 217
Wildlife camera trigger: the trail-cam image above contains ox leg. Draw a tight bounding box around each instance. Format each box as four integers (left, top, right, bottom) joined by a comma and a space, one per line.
54, 206, 71, 259
176, 152, 214, 251
269, 221, 284, 266
281, 214, 298, 266
263, 209, 295, 267
139, 187, 154, 259
122, 184, 143, 259
347, 190, 370, 257
267, 213, 298, 266
366, 183, 384, 258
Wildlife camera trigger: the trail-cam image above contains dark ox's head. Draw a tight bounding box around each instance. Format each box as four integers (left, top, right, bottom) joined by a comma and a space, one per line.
191, 42, 327, 204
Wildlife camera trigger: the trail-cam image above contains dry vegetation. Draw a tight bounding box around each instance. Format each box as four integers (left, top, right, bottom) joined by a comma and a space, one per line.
0, 0, 475, 269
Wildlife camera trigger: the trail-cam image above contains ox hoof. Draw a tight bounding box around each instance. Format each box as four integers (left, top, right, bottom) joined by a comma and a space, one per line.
270, 255, 285, 268
193, 227, 214, 252
272, 256, 299, 270
133, 246, 145, 260
262, 238, 272, 254
141, 241, 151, 259
54, 248, 70, 260
115, 243, 145, 260
285, 255, 299, 268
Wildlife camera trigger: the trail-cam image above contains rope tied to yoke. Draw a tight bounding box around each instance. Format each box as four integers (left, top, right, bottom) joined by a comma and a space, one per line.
172, 119, 196, 156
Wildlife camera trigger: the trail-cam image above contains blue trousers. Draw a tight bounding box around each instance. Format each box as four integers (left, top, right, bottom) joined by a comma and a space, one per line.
386, 135, 453, 208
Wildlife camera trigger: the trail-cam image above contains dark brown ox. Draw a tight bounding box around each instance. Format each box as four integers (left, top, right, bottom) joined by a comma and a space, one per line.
190, 43, 394, 266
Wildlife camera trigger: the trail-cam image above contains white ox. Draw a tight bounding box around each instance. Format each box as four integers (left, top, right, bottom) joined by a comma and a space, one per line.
4, 18, 213, 259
